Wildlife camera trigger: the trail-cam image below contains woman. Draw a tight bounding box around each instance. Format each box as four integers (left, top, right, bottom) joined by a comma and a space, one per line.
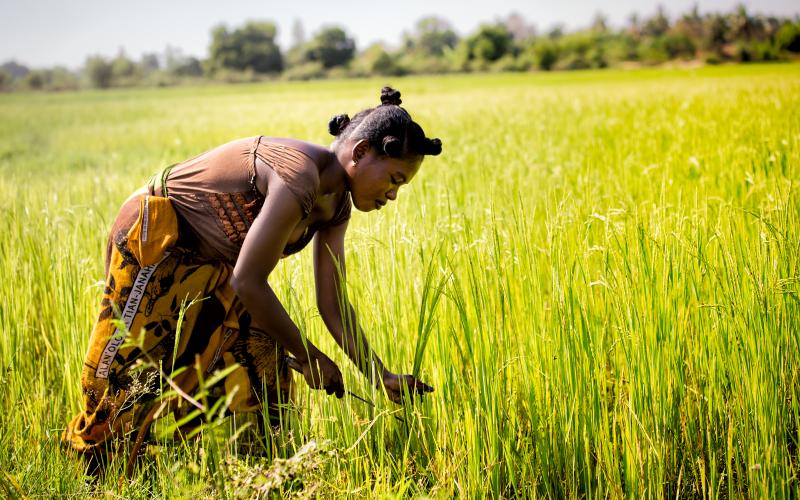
63, 87, 441, 469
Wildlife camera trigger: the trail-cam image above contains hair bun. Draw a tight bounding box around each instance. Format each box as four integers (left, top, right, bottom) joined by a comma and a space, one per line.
380, 87, 402, 106
328, 114, 351, 136
425, 138, 442, 156
382, 135, 403, 157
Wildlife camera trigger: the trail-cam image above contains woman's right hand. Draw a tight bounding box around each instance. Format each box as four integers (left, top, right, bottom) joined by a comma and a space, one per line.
293, 351, 345, 398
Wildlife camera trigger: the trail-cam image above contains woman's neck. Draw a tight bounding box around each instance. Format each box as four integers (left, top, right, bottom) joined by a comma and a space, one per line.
318, 144, 349, 195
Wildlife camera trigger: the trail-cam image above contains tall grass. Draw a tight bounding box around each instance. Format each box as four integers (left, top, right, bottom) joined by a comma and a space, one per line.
0, 64, 798, 497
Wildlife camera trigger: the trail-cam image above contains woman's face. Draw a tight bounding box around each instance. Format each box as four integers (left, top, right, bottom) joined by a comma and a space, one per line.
346, 141, 422, 212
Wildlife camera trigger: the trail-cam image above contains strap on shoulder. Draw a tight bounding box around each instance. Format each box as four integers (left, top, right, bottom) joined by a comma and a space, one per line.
147, 163, 177, 197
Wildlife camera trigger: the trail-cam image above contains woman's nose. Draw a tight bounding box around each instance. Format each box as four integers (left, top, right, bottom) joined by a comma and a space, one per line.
386, 190, 397, 201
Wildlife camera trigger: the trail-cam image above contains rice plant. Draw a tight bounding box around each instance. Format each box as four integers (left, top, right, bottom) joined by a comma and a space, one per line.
0, 63, 798, 497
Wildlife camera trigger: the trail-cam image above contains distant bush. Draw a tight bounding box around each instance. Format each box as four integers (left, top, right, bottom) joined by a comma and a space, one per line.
209, 68, 260, 83
170, 57, 203, 77
555, 32, 608, 69
141, 71, 179, 87
737, 41, 781, 62
658, 33, 697, 59
352, 44, 406, 77
111, 52, 138, 81
23, 70, 45, 90
524, 40, 560, 70
282, 62, 326, 81
603, 36, 639, 64
15, 67, 80, 91
0, 69, 14, 91
85, 56, 113, 88
397, 53, 452, 75
776, 22, 800, 52
637, 38, 671, 65
490, 54, 524, 72
325, 66, 352, 80
454, 24, 514, 70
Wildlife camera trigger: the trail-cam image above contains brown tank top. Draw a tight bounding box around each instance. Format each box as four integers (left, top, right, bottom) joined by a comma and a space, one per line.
164, 136, 351, 264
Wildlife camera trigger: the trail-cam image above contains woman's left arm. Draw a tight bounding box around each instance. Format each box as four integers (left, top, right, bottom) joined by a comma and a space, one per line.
313, 222, 433, 403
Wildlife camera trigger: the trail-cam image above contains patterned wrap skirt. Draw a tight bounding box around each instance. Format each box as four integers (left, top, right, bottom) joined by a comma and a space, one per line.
62, 193, 293, 464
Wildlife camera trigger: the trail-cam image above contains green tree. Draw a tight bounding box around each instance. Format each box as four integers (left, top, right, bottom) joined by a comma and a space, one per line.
673, 5, 704, 40
727, 4, 756, 41
626, 13, 642, 40
23, 70, 45, 90
1, 60, 29, 79
0, 69, 12, 91
399, 16, 459, 74
45, 67, 79, 91
140, 53, 160, 73
591, 12, 609, 34
776, 21, 800, 52
637, 38, 670, 64
85, 55, 113, 88
111, 50, 137, 81
548, 24, 565, 40
459, 24, 514, 67
404, 16, 459, 56
703, 14, 729, 54
642, 6, 670, 37
165, 46, 203, 77
354, 43, 406, 76
555, 32, 607, 69
656, 32, 696, 59
207, 21, 283, 74
527, 39, 559, 70
303, 26, 356, 68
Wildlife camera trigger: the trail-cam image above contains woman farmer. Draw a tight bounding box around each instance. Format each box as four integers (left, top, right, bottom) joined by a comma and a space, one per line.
63, 87, 440, 468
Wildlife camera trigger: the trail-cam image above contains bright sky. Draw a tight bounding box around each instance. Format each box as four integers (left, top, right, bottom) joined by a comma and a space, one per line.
1, 0, 797, 69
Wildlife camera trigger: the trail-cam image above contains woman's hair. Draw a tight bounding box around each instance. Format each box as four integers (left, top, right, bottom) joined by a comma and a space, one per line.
328, 87, 442, 160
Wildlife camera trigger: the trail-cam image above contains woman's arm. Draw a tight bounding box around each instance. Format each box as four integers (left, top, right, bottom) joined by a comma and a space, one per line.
230, 181, 344, 397
314, 222, 433, 402
313, 220, 387, 383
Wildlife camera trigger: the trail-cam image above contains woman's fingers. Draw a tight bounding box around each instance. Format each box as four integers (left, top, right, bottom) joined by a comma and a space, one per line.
403, 375, 434, 395
405, 375, 434, 394
293, 354, 345, 398
386, 374, 434, 403
334, 384, 345, 399
324, 381, 345, 399
415, 381, 434, 394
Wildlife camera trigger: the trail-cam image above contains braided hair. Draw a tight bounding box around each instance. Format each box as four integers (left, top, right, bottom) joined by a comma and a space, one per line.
328, 87, 442, 160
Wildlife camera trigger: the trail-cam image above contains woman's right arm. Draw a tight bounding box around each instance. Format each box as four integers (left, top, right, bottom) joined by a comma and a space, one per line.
229, 181, 344, 397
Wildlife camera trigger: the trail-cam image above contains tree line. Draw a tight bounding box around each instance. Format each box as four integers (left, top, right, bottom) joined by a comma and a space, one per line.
2, 5, 799, 91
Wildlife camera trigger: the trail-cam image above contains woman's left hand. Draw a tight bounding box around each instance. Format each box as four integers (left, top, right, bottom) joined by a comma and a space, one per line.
382, 371, 434, 404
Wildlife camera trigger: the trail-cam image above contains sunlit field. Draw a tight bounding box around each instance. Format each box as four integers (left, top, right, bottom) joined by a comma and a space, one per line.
1, 64, 798, 497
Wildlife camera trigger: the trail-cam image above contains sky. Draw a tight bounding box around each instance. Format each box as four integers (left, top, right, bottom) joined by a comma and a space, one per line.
1, 0, 798, 69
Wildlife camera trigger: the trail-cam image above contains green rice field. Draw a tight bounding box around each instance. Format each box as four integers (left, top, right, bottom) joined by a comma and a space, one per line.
1, 64, 798, 497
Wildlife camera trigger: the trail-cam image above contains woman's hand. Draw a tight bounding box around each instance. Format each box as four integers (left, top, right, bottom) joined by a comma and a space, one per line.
294, 351, 345, 398
382, 372, 434, 404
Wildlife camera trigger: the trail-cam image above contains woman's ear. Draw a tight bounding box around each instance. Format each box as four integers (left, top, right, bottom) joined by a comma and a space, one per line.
351, 139, 370, 165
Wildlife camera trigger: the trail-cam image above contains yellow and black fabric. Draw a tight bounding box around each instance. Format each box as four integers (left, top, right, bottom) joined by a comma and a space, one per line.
62, 193, 293, 467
